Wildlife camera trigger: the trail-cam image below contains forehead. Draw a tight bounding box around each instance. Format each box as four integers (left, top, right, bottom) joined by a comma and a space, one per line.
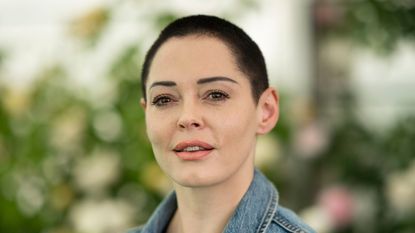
148, 35, 244, 83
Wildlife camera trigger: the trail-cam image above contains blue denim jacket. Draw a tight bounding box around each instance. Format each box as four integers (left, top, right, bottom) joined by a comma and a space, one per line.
127, 169, 316, 233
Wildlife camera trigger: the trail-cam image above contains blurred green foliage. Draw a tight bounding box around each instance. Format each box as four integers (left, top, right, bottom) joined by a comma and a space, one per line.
316, 0, 415, 52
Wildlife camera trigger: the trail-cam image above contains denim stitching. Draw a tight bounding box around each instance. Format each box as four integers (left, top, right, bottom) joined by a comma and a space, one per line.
256, 187, 278, 233
275, 215, 307, 233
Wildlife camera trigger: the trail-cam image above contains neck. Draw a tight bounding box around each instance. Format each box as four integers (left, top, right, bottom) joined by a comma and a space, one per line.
168, 162, 255, 233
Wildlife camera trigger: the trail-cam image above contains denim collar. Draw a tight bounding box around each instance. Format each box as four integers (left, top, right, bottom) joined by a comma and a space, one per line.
140, 169, 279, 233
223, 169, 279, 232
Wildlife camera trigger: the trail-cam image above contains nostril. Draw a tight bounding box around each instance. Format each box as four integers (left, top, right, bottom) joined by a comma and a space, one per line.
178, 119, 202, 129
191, 122, 200, 127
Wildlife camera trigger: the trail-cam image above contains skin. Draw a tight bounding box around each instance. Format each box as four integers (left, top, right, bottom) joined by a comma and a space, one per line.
141, 35, 279, 233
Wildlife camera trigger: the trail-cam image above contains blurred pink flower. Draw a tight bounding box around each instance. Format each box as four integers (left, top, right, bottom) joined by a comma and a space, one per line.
319, 186, 354, 228
294, 122, 329, 158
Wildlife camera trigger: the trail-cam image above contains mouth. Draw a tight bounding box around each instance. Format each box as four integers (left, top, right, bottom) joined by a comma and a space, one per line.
174, 146, 211, 152
173, 140, 214, 152
173, 140, 214, 160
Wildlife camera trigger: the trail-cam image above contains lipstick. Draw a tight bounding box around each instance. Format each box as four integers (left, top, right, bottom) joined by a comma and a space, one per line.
173, 140, 214, 161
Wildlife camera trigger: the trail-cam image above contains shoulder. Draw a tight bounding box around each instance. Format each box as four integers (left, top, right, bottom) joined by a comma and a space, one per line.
269, 206, 316, 233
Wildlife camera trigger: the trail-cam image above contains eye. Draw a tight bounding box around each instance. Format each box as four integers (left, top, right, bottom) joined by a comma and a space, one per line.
151, 94, 176, 107
204, 90, 230, 101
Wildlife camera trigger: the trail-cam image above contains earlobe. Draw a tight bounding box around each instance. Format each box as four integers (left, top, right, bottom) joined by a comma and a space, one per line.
140, 98, 147, 110
257, 88, 279, 135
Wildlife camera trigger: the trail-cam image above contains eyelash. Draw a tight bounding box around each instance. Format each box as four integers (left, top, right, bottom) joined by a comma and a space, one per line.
203, 89, 230, 101
151, 90, 230, 107
151, 94, 176, 107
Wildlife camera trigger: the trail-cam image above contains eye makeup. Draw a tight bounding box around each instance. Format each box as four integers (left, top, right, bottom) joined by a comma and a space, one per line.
151, 94, 177, 107
203, 89, 230, 102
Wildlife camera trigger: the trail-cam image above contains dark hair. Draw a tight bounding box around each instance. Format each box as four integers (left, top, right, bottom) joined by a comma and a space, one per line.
141, 14, 269, 103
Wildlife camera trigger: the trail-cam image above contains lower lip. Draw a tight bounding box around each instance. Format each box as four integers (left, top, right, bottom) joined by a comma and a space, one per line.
174, 150, 212, 161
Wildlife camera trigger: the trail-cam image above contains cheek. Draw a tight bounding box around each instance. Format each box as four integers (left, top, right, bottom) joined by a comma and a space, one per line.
145, 113, 170, 148
216, 109, 257, 148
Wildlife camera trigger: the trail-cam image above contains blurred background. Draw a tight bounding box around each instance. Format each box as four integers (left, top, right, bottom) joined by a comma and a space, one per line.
0, 0, 414, 232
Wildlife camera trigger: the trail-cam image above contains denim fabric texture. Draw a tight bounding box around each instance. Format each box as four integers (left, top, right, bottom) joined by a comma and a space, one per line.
127, 169, 316, 233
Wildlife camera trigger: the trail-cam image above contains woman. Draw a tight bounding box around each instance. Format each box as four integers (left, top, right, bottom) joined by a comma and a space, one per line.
128, 15, 315, 233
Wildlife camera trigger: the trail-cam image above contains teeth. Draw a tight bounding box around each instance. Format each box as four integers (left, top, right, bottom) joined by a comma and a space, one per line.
183, 146, 205, 152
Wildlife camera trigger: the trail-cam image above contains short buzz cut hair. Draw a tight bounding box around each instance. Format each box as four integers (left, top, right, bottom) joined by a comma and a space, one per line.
141, 14, 269, 104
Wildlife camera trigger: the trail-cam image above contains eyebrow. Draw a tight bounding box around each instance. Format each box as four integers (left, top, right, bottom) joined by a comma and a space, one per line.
150, 81, 176, 89
149, 76, 239, 89
197, 76, 239, 85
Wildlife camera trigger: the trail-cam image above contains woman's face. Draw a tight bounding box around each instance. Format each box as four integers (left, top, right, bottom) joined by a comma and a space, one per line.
143, 35, 264, 187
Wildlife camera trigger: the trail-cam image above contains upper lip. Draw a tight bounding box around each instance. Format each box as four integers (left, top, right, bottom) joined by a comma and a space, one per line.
173, 140, 214, 152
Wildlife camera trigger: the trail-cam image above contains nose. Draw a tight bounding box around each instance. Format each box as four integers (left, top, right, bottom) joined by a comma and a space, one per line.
177, 100, 204, 130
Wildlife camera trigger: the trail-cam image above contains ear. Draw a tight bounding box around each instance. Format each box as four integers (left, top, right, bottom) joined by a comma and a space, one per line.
140, 98, 147, 110
256, 87, 279, 135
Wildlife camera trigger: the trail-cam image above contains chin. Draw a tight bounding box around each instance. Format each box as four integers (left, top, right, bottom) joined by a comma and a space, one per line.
171, 169, 224, 188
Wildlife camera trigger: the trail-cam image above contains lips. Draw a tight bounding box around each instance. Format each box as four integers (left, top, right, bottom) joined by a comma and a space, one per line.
173, 140, 214, 161
173, 140, 214, 152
